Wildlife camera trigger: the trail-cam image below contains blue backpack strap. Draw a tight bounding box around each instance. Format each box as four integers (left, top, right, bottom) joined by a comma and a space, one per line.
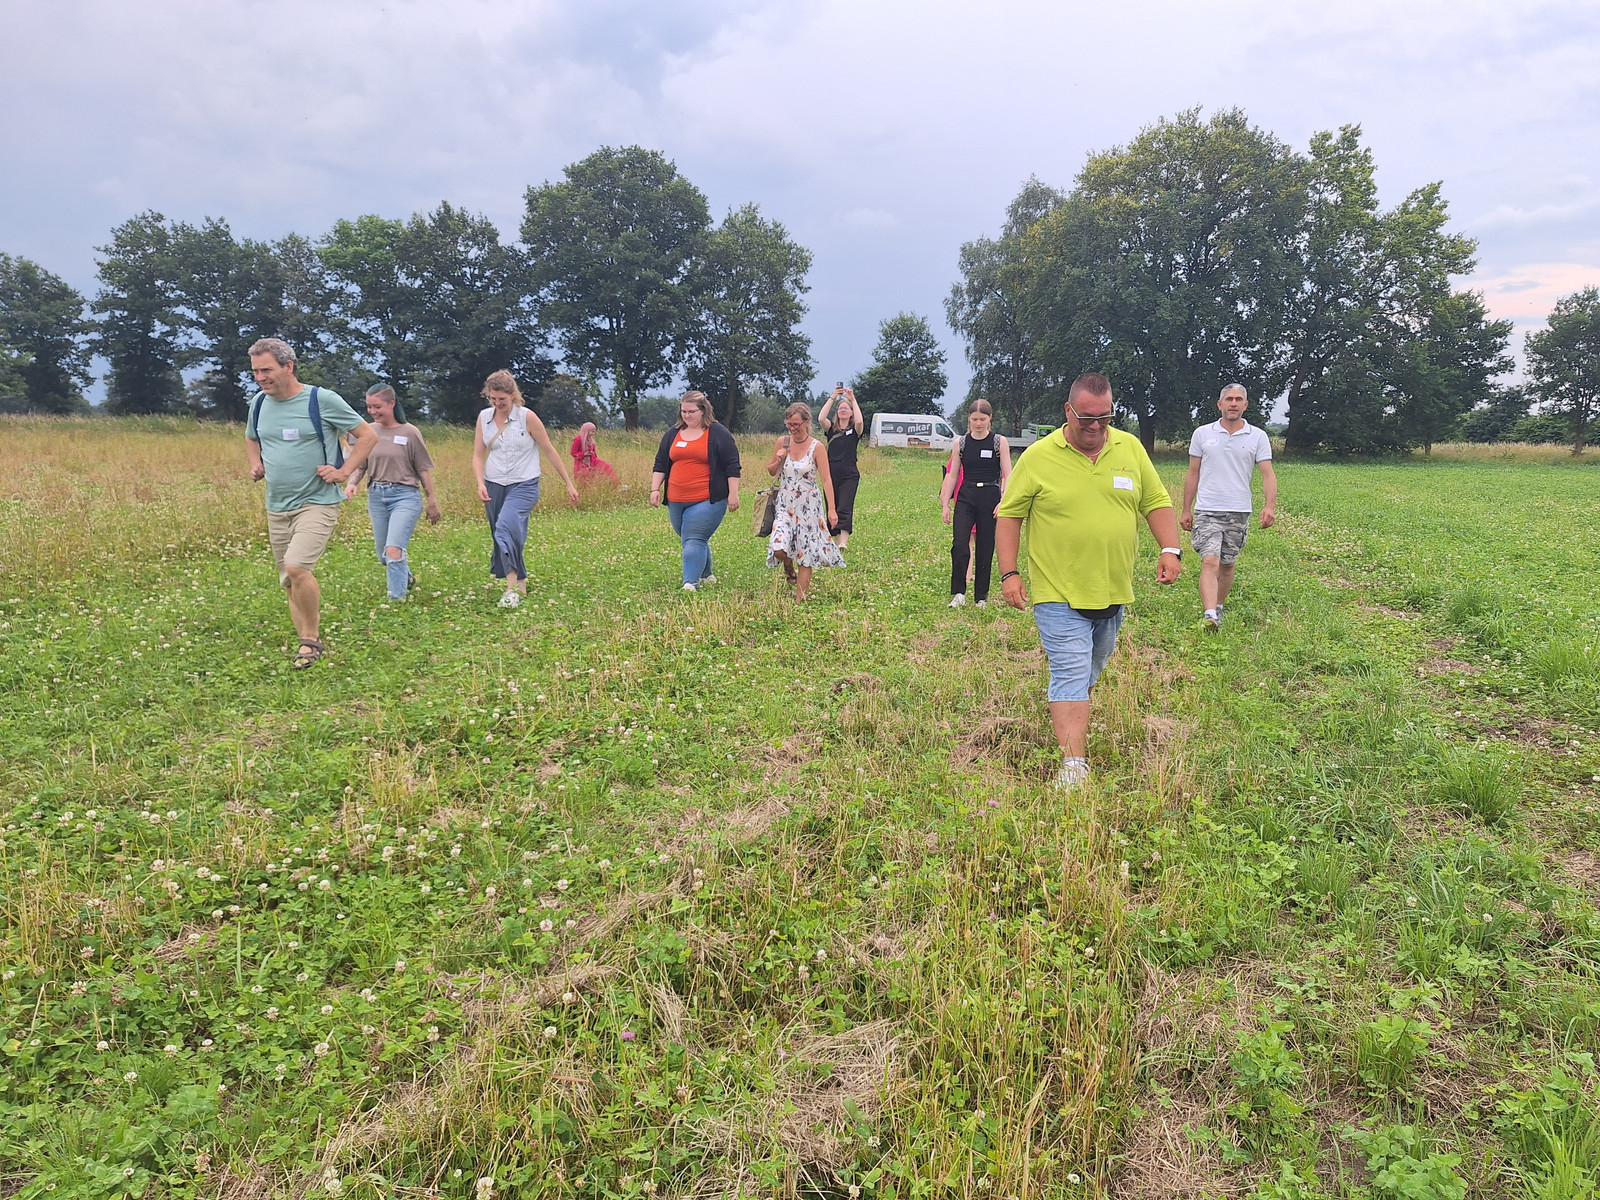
306, 386, 345, 469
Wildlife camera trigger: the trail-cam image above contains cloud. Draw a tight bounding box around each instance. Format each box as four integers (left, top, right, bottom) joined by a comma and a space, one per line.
5, 0, 1600, 403
1468, 262, 1600, 325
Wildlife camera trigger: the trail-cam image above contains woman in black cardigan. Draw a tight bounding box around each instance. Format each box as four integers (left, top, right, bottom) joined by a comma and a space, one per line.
649, 391, 742, 591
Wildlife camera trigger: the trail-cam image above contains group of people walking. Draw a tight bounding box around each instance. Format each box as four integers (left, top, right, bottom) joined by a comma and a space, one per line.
246, 337, 1276, 797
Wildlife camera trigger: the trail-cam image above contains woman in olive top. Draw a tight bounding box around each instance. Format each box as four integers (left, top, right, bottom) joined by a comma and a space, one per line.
342, 384, 440, 600
939, 398, 1012, 607
471, 369, 579, 609
817, 384, 864, 548
650, 391, 742, 592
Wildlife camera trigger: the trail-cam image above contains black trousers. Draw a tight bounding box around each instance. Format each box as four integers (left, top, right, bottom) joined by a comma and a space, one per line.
830, 474, 860, 535
951, 484, 999, 601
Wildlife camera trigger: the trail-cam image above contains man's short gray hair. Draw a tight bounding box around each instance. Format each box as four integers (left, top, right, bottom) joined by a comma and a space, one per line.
1220, 382, 1248, 400
249, 337, 296, 366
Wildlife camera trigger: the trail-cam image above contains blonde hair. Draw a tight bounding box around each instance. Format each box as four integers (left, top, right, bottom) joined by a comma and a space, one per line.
784, 401, 813, 424
677, 390, 714, 430
970, 398, 993, 417
482, 370, 525, 405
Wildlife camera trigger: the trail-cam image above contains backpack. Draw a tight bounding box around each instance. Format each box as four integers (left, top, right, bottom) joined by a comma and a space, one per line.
248, 387, 344, 468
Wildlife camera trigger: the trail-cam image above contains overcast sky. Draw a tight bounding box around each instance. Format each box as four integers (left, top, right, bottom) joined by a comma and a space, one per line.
3, 0, 1597, 408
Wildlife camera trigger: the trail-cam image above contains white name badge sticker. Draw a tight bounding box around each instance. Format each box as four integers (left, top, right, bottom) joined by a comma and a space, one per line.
282, 428, 300, 441
1112, 475, 1134, 491
676, 441, 687, 448
393, 435, 408, 445
980, 449, 993, 458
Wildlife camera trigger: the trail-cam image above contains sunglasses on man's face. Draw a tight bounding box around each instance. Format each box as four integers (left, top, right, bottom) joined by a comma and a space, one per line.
1068, 404, 1114, 427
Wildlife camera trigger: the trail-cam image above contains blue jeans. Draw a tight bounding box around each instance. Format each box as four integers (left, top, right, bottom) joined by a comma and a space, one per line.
1033, 602, 1125, 702
667, 498, 728, 585
367, 483, 423, 599
484, 478, 540, 580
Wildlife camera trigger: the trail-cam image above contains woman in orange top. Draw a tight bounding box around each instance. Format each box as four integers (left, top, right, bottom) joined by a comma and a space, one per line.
649, 391, 742, 591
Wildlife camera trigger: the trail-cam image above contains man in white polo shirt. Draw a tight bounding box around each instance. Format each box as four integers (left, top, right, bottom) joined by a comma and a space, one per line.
1180, 382, 1277, 631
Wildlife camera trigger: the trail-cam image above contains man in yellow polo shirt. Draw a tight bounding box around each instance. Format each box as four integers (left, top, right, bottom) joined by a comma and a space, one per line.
996, 373, 1183, 791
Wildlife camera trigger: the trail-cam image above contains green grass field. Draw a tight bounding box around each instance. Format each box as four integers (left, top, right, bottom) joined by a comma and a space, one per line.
3, 422, 1600, 1200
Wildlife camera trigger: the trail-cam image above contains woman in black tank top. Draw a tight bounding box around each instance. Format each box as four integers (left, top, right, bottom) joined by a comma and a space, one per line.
938, 399, 1012, 607
818, 386, 863, 548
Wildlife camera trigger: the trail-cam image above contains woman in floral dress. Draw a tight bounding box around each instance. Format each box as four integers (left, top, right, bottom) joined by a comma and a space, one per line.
766, 401, 845, 601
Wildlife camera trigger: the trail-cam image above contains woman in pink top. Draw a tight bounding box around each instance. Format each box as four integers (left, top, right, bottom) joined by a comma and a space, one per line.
569, 422, 617, 481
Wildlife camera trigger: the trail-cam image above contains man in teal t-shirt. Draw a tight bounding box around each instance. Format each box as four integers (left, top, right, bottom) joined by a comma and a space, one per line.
245, 337, 375, 669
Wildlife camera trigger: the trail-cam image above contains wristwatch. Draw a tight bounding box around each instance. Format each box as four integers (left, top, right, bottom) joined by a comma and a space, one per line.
1160, 547, 1183, 559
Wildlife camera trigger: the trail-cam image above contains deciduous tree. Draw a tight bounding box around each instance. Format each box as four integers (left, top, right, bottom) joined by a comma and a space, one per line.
1526, 286, 1600, 455
92, 212, 192, 414
683, 203, 813, 431
523, 146, 710, 430
400, 202, 549, 423
0, 253, 91, 413
945, 178, 1063, 435
1026, 108, 1302, 451
851, 313, 948, 419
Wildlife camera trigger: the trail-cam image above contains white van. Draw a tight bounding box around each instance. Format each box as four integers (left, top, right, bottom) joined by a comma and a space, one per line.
870, 413, 957, 450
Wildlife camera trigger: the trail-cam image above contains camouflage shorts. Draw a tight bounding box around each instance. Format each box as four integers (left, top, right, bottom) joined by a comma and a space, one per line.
1190, 510, 1250, 564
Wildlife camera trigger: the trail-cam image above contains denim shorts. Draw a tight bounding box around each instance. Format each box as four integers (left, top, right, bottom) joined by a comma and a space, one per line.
1034, 601, 1125, 702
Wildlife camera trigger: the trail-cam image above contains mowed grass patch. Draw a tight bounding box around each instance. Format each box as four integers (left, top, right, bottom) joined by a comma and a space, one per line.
2, 425, 1600, 1198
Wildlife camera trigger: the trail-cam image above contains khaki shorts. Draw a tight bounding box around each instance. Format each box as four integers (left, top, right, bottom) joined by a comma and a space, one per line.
266, 503, 340, 587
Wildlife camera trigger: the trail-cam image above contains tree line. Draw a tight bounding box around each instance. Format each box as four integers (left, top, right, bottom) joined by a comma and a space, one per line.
0, 147, 823, 430
946, 109, 1600, 455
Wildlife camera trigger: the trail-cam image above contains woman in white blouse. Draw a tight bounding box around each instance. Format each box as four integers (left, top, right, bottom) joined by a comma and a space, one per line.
471, 369, 578, 608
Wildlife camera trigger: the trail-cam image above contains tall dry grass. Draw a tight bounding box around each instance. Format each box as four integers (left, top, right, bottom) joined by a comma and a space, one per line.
0, 416, 781, 587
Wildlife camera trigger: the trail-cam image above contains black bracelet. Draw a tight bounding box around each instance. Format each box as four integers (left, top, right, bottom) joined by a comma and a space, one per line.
1000, 570, 1020, 582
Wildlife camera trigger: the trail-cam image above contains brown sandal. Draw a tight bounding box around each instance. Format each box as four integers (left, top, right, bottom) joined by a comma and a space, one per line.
292, 639, 325, 669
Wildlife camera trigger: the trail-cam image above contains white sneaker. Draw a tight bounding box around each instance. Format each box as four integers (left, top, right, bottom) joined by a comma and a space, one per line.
1054, 758, 1090, 792
682, 583, 698, 592
975, 599, 988, 608
699, 575, 716, 586
498, 590, 521, 609
948, 593, 966, 608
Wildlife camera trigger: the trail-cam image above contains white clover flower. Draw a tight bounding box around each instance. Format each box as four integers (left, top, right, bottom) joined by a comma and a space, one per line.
562, 992, 575, 1004
420, 884, 431, 894
164, 1044, 178, 1056
96, 1039, 110, 1051
485, 886, 497, 899
797, 965, 811, 980
321, 1004, 334, 1016
542, 1026, 557, 1040
450, 845, 462, 859
427, 1025, 440, 1042
556, 879, 570, 891
212, 909, 224, 919
250, 985, 264, 994
318, 879, 332, 891
362, 1024, 376, 1035
123, 1071, 138, 1082
394, 960, 407, 972
296, 972, 309, 983
598, 859, 611, 869
266, 1007, 279, 1020
540, 919, 555, 932
314, 1042, 330, 1057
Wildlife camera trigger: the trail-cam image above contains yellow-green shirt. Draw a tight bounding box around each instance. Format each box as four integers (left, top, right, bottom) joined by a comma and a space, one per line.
996, 425, 1172, 607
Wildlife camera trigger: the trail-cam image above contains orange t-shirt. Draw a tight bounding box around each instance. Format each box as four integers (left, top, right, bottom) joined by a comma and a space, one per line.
666, 430, 712, 502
